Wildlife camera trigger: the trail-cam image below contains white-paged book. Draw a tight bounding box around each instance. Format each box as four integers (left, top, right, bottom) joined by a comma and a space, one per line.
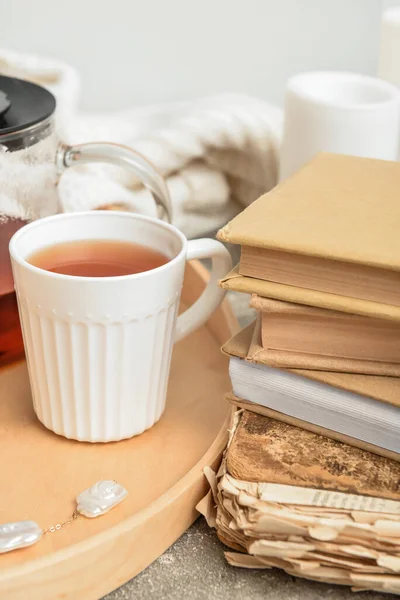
229, 357, 400, 454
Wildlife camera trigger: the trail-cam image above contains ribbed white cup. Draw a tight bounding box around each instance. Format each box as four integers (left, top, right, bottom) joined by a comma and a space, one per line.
9, 211, 231, 442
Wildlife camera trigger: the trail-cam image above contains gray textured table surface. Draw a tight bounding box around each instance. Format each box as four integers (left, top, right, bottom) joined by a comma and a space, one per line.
104, 517, 396, 600
102, 288, 396, 600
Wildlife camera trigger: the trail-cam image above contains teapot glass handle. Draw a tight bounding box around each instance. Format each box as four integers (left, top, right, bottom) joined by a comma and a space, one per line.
55, 142, 172, 223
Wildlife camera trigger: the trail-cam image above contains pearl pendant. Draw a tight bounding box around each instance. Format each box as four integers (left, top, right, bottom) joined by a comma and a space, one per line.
0, 480, 127, 554
76, 480, 128, 518
0, 520, 42, 554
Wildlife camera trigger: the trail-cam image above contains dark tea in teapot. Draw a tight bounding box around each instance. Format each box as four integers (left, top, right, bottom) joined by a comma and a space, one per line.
0, 76, 57, 367
0, 218, 27, 366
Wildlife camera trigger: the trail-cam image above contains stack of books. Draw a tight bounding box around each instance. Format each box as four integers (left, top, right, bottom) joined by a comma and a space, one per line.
202, 152, 400, 593
218, 152, 400, 460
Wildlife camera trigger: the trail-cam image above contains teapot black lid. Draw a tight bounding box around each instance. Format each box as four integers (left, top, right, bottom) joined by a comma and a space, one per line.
0, 75, 56, 135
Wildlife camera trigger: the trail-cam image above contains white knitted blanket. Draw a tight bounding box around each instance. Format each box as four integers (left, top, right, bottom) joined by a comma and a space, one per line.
0, 49, 282, 237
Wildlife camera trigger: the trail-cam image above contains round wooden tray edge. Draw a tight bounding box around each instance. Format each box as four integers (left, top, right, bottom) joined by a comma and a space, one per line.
0, 260, 238, 599
0, 407, 232, 584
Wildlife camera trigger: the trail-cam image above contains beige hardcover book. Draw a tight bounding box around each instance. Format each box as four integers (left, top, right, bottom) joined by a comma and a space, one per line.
218, 153, 400, 306
248, 319, 400, 376
219, 265, 400, 321
248, 295, 400, 375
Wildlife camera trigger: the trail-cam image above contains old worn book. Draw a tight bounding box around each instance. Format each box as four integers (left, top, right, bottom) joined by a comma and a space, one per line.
197, 412, 400, 594
227, 411, 400, 499
218, 153, 400, 306
249, 296, 400, 376
222, 323, 400, 458
225, 392, 400, 462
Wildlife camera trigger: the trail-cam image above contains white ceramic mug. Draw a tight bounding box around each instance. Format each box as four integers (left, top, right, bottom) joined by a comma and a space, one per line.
9, 211, 232, 442
279, 71, 400, 181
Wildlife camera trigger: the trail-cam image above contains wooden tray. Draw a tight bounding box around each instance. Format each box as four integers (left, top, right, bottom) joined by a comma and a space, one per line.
0, 261, 237, 600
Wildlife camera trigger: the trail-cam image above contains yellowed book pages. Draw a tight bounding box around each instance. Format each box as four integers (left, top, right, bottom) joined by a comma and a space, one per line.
217, 153, 400, 305
239, 246, 400, 305
220, 265, 400, 322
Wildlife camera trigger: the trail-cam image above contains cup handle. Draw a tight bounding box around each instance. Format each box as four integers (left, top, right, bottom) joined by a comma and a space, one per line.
175, 239, 232, 343
56, 142, 173, 223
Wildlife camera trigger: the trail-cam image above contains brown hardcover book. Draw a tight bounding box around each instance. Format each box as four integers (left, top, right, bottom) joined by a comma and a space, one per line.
218, 153, 400, 306
226, 411, 400, 499
250, 317, 400, 375
249, 295, 400, 375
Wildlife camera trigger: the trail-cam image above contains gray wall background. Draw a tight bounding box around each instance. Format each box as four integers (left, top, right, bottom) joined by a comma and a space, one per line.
0, 0, 399, 111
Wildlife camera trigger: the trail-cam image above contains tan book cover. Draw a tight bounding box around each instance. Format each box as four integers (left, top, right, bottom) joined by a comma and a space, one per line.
220, 265, 400, 322
218, 152, 400, 268
249, 338, 400, 377
217, 153, 400, 305
247, 299, 400, 375
226, 411, 400, 499
251, 295, 400, 360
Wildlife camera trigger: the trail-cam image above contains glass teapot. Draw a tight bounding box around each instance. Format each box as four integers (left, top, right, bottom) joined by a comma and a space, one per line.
0, 75, 172, 367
